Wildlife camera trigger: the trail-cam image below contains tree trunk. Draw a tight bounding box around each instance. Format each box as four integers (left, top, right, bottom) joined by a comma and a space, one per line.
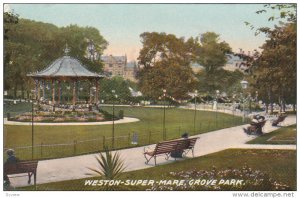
21, 85, 25, 99
293, 104, 296, 112
282, 99, 286, 112
27, 91, 30, 101
14, 84, 17, 99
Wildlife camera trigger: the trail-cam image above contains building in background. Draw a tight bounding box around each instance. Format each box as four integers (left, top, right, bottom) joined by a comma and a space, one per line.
101, 55, 138, 82
101, 55, 127, 77
124, 61, 138, 82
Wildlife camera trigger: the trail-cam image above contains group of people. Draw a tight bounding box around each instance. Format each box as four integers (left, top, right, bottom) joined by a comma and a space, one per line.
243, 114, 266, 135
243, 112, 287, 136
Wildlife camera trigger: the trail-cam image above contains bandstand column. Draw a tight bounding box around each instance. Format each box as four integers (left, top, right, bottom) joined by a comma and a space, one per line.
89, 80, 92, 104
34, 79, 38, 100
42, 80, 45, 99
73, 80, 77, 106
94, 79, 99, 104
52, 80, 55, 105
37, 80, 41, 100
57, 80, 61, 104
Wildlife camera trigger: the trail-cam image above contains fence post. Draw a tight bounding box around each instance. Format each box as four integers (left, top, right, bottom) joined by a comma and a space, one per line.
103, 136, 106, 150
128, 133, 130, 147
40, 142, 43, 158
73, 140, 77, 155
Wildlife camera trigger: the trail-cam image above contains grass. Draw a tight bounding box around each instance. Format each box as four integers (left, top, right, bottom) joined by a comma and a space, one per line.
247, 125, 296, 145
4, 101, 32, 118
4, 104, 246, 160
20, 149, 296, 191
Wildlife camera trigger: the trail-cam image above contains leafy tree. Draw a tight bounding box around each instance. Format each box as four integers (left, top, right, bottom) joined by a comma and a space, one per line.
244, 4, 296, 113
100, 76, 132, 103
195, 32, 234, 95
197, 32, 231, 74
137, 32, 198, 100
4, 18, 108, 98
251, 23, 296, 112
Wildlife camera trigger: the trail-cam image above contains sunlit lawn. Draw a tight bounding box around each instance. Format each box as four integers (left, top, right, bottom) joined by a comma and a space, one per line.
20, 149, 296, 191
4, 104, 245, 160
247, 124, 296, 145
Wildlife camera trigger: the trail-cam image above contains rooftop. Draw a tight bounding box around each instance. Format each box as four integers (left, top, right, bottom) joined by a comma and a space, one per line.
28, 55, 104, 79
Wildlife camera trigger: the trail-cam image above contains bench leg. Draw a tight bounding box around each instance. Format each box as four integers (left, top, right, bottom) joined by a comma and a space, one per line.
154, 156, 156, 166
192, 148, 194, 157
34, 171, 37, 190
144, 154, 153, 165
165, 153, 171, 160
28, 172, 32, 184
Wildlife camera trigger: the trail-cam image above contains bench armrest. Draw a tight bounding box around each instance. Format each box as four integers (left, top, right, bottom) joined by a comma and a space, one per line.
144, 146, 153, 153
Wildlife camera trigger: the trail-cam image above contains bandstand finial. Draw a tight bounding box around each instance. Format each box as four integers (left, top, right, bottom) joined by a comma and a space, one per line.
64, 43, 70, 56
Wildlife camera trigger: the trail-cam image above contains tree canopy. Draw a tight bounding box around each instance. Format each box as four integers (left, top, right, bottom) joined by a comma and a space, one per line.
244, 4, 296, 112
4, 15, 108, 98
137, 32, 198, 100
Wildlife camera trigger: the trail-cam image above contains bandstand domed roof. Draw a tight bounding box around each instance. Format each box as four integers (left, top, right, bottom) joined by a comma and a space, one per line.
28, 45, 104, 79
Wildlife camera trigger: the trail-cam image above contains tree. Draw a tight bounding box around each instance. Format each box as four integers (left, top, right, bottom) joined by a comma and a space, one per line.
251, 23, 296, 113
137, 32, 198, 100
4, 18, 108, 98
195, 32, 233, 95
100, 77, 132, 103
244, 4, 296, 113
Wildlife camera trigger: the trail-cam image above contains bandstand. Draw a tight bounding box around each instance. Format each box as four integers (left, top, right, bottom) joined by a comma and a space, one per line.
27, 46, 104, 111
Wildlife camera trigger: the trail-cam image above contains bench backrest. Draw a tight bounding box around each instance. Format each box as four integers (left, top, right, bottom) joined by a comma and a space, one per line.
154, 137, 198, 155
278, 115, 287, 122
5, 161, 38, 174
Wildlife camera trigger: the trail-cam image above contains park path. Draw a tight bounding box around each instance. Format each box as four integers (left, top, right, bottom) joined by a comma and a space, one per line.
8, 115, 296, 188
4, 117, 139, 126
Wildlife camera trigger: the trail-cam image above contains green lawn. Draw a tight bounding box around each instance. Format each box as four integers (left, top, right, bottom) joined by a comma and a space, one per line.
20, 149, 296, 191
247, 125, 296, 145
4, 101, 32, 118
4, 104, 245, 160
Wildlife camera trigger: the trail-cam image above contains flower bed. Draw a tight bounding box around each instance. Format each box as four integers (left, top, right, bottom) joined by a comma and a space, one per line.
10, 110, 117, 123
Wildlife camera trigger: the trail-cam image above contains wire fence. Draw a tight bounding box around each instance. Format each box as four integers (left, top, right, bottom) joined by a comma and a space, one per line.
4, 112, 245, 161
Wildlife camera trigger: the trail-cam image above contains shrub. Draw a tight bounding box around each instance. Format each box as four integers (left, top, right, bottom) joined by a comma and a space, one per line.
118, 110, 124, 119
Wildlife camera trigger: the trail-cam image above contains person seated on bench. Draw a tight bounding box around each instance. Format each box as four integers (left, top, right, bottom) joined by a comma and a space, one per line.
4, 149, 19, 185
244, 115, 266, 135
170, 133, 189, 158
272, 112, 287, 126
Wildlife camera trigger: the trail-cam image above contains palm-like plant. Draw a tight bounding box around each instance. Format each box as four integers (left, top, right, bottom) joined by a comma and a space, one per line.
87, 148, 126, 180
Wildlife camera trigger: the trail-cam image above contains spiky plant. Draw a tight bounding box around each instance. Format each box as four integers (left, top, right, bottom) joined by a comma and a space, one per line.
87, 148, 126, 180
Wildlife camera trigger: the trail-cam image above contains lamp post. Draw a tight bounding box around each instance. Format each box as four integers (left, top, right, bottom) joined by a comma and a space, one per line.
193, 90, 198, 135
163, 89, 167, 140
240, 80, 248, 122
112, 90, 117, 149
31, 89, 37, 160
215, 90, 220, 127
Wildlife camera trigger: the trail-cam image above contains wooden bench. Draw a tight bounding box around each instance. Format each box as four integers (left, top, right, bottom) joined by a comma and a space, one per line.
272, 115, 287, 126
144, 137, 199, 165
4, 161, 38, 186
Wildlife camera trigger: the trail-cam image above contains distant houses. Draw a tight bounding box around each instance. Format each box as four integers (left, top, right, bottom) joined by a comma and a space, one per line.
100, 55, 138, 82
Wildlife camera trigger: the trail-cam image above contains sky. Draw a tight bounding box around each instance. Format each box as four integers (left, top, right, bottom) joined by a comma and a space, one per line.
6, 4, 282, 61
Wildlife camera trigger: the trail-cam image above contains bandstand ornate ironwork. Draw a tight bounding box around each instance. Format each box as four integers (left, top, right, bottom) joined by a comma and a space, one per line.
27, 45, 104, 111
